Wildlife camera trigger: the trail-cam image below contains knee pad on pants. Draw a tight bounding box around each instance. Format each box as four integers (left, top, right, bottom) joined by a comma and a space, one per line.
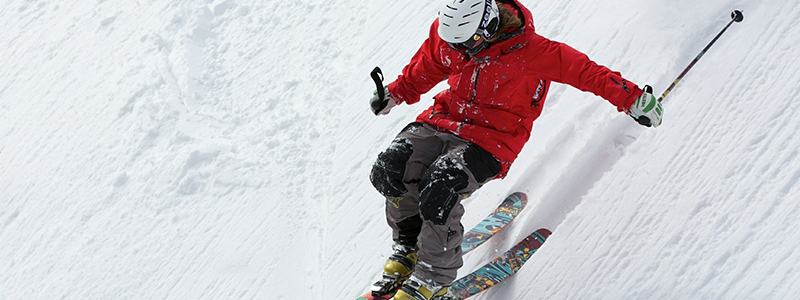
418, 158, 469, 225
370, 138, 413, 198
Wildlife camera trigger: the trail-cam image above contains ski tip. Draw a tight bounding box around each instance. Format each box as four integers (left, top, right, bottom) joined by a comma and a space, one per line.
731, 10, 744, 22
510, 191, 527, 207
535, 228, 552, 239
509, 191, 527, 201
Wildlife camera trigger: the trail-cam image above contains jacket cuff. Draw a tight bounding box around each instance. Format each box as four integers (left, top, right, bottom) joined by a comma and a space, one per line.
388, 80, 422, 105
620, 87, 644, 113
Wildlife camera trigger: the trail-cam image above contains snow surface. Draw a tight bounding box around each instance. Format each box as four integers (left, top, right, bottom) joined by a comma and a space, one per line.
2, 0, 800, 299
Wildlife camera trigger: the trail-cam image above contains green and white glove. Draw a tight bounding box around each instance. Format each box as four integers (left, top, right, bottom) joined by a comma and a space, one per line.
370, 86, 398, 116
629, 85, 663, 127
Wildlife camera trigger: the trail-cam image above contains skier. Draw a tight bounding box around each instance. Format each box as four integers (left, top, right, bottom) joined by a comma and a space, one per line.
368, 0, 662, 299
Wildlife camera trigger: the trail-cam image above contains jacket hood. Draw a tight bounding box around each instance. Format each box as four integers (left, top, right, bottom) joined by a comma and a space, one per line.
505, 0, 535, 33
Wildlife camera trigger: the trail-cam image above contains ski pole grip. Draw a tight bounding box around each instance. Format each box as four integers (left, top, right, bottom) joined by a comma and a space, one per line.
370, 67, 388, 115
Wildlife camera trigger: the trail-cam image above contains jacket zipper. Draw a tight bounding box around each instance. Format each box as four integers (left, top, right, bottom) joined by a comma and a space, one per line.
457, 66, 483, 132
470, 68, 481, 104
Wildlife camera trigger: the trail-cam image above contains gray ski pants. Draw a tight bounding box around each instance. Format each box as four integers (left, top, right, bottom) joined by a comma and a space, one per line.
370, 123, 501, 285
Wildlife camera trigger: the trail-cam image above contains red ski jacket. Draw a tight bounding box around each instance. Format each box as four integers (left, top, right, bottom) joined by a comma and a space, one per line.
387, 0, 643, 177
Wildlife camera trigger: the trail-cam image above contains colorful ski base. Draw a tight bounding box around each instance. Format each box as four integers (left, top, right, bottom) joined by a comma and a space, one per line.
449, 228, 551, 300
461, 192, 527, 254
356, 193, 528, 300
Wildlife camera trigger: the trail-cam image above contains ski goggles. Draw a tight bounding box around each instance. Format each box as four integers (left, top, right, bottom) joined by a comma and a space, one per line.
448, 33, 485, 50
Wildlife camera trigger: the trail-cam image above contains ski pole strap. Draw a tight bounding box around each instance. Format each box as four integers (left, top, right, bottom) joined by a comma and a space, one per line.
370, 67, 388, 115
371, 67, 385, 100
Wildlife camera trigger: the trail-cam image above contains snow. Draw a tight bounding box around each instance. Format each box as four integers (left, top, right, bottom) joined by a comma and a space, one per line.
2, 0, 799, 299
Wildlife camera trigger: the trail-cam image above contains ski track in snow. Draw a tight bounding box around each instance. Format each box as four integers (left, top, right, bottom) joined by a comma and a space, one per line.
3, 0, 800, 299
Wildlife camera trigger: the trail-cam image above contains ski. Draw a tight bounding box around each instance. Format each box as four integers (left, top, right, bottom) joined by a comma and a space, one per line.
356, 192, 528, 300
461, 192, 527, 254
448, 228, 551, 300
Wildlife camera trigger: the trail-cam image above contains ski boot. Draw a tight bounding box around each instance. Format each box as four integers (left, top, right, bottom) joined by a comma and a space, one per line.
393, 276, 451, 300
371, 244, 418, 297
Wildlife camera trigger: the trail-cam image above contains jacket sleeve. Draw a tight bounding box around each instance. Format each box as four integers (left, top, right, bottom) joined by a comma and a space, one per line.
387, 20, 453, 105
528, 34, 642, 112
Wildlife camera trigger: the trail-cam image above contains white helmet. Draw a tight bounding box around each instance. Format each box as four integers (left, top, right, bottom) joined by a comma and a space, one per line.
438, 0, 500, 44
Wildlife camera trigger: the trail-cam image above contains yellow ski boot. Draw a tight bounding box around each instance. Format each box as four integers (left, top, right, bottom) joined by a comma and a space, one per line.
393, 276, 450, 300
370, 244, 418, 297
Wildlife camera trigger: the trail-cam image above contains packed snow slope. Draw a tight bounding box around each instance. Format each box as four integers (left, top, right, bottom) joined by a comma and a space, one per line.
2, 0, 800, 299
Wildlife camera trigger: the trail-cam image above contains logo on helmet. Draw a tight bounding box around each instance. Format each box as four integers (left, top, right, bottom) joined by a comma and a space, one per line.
480, 0, 498, 38
481, 0, 493, 27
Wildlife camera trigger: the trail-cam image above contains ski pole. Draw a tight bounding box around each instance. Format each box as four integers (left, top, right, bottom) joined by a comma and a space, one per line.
658, 10, 744, 102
